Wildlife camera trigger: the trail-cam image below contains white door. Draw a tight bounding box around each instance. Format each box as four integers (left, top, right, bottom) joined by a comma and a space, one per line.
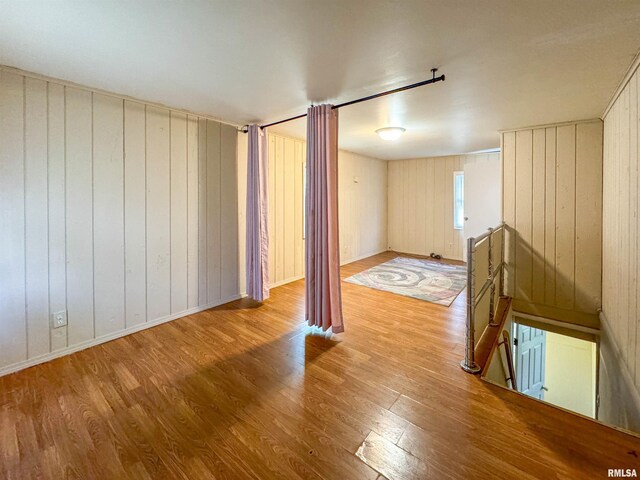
463, 153, 502, 256
514, 323, 547, 400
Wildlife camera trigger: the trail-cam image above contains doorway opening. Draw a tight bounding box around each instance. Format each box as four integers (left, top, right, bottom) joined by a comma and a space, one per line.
513, 321, 597, 418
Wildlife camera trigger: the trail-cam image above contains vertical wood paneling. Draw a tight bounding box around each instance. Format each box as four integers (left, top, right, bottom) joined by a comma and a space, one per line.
220, 123, 238, 299
387, 154, 479, 261
339, 152, 354, 260
268, 135, 276, 282
635, 69, 640, 387
433, 159, 446, 255
294, 141, 304, 275
426, 159, 435, 256
0, 71, 27, 365
48, 83, 67, 351
502, 132, 516, 297
197, 118, 208, 304
531, 129, 546, 305
416, 160, 428, 255
336, 149, 388, 263
283, 139, 295, 279
145, 106, 171, 321
274, 135, 284, 283
544, 127, 557, 306
251, 132, 387, 288
124, 101, 146, 328
387, 161, 400, 250
25, 77, 50, 357
187, 116, 199, 308
605, 82, 635, 377
629, 74, 639, 384
236, 132, 248, 295
206, 120, 221, 303
404, 159, 417, 254
0, 68, 243, 375
502, 119, 602, 327
555, 124, 576, 310
600, 63, 640, 431
515, 130, 533, 302
170, 112, 188, 314
65, 87, 94, 345
618, 89, 631, 360
93, 93, 125, 337
443, 157, 455, 258
575, 122, 603, 314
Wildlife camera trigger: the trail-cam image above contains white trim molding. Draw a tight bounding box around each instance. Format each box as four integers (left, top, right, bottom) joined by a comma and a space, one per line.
0, 294, 242, 378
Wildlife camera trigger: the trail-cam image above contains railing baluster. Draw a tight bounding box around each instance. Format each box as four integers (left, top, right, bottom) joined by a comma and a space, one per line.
500, 224, 505, 297
460, 236, 481, 374
461, 222, 506, 375
488, 228, 497, 327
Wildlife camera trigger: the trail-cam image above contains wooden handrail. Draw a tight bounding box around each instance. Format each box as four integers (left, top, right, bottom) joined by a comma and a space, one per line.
500, 330, 517, 390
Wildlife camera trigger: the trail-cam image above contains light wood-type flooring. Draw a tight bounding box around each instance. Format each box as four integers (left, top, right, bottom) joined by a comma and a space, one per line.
1, 252, 639, 479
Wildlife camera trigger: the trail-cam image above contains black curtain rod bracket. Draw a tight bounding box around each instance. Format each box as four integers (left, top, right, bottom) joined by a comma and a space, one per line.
241, 68, 445, 132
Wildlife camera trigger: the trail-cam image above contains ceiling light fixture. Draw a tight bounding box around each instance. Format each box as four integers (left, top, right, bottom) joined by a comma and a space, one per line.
376, 127, 406, 141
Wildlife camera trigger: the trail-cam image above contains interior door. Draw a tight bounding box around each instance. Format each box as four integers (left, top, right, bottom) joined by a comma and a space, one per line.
515, 323, 547, 400
463, 153, 502, 257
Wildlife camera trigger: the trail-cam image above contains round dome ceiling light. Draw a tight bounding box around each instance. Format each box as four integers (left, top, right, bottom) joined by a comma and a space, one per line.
376, 127, 406, 141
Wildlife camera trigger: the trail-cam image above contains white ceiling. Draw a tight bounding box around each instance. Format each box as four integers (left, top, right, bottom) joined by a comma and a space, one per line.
1, 0, 640, 160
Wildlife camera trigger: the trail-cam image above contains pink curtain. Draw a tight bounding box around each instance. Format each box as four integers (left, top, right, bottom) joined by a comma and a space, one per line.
246, 125, 270, 301
305, 105, 344, 333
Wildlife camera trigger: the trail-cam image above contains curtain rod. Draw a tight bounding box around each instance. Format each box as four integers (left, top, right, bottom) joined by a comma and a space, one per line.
241, 68, 445, 132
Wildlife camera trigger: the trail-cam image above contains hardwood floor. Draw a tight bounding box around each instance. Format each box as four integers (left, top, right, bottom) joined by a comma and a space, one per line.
1, 251, 639, 479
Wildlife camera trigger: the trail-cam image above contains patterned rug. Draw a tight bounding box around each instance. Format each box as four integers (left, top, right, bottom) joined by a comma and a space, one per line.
344, 257, 467, 306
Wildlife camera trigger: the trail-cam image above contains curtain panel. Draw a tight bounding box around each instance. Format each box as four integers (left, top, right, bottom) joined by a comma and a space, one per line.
246, 125, 270, 302
305, 105, 344, 333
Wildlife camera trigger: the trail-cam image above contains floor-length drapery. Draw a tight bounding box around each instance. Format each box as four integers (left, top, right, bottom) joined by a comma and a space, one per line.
246, 125, 270, 301
305, 105, 344, 333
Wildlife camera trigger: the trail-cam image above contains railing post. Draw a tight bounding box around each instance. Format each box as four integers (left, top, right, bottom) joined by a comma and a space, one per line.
461, 236, 481, 374
500, 223, 505, 297
488, 228, 498, 327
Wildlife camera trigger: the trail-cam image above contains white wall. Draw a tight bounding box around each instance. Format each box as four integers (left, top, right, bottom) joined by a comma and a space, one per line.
237, 132, 388, 290
0, 68, 240, 375
600, 56, 640, 432
463, 152, 502, 241
387, 155, 478, 261
544, 332, 596, 418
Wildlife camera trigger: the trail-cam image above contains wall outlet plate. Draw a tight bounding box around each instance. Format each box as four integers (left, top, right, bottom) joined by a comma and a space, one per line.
51, 310, 68, 329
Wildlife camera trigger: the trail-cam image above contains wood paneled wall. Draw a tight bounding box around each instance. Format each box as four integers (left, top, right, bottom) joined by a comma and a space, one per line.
237, 132, 388, 290
0, 68, 239, 374
266, 133, 306, 287
387, 156, 465, 261
339, 149, 388, 264
501, 119, 602, 328
600, 58, 640, 431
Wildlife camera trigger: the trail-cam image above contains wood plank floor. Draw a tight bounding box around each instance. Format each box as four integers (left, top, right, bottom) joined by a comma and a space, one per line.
1, 251, 639, 479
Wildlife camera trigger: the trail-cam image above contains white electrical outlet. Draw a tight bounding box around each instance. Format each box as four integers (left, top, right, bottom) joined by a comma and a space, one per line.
51, 310, 68, 329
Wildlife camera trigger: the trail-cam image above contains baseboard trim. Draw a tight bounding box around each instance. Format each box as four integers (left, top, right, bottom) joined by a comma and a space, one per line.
0, 294, 242, 378
265, 248, 389, 290
340, 248, 389, 266
269, 275, 305, 289
387, 248, 464, 263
